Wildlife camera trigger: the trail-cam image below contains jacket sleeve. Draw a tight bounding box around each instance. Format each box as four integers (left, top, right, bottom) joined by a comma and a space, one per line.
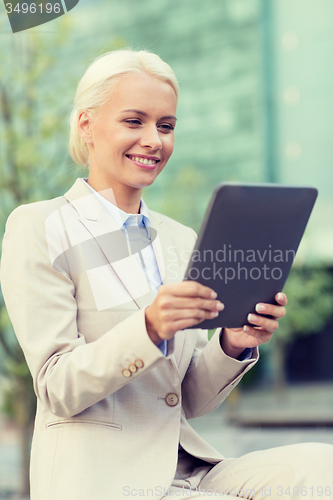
181, 326, 258, 420
0, 205, 166, 418
174, 226, 258, 419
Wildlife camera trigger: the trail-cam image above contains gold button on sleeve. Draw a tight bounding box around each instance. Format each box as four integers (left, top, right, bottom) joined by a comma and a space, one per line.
128, 363, 137, 373
134, 359, 144, 369
122, 368, 132, 378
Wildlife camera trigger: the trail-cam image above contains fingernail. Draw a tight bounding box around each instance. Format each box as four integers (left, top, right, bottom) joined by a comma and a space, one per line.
211, 291, 218, 299
210, 311, 219, 318
277, 292, 284, 302
216, 301, 224, 311
247, 313, 256, 323
256, 304, 266, 313
243, 325, 250, 332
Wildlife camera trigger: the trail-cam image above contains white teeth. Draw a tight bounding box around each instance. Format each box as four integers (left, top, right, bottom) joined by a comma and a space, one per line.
129, 155, 157, 165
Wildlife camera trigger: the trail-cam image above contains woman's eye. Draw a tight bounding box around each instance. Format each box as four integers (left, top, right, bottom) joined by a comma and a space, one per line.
125, 119, 142, 125
158, 123, 174, 132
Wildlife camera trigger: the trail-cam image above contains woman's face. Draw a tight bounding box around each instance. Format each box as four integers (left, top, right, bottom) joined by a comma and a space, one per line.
81, 72, 177, 197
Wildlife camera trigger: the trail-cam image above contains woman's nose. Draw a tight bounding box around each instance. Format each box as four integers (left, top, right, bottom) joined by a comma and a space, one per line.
139, 125, 162, 150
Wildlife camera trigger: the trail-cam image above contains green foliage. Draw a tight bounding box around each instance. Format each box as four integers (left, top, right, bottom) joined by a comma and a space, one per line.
0, 28, 76, 213
254, 265, 333, 390
275, 265, 333, 343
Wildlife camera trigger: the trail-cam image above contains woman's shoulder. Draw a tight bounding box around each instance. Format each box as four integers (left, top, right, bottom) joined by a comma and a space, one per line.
5, 195, 68, 230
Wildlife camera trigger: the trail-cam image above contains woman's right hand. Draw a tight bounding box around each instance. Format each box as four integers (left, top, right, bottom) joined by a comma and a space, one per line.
145, 281, 224, 345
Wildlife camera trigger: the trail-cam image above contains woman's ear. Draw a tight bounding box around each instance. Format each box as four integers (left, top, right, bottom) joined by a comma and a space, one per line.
78, 111, 93, 144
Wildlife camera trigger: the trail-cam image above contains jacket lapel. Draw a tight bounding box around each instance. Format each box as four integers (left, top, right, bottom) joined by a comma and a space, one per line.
64, 179, 156, 309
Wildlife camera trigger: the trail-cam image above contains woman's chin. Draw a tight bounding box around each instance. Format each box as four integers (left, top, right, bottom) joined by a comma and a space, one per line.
131, 173, 160, 189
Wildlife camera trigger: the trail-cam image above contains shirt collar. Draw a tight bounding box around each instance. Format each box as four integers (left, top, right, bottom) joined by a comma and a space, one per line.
83, 179, 150, 229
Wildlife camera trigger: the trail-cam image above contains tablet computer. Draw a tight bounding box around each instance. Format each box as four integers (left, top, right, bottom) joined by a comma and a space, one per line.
184, 183, 318, 329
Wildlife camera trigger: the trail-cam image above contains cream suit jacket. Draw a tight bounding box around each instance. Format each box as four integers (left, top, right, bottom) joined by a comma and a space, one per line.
0, 178, 258, 500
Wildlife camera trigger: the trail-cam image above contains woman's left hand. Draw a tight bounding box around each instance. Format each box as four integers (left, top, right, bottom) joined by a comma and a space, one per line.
221, 292, 288, 359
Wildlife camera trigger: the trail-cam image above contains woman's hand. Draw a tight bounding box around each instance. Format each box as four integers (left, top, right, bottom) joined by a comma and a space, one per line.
221, 292, 288, 359
145, 281, 224, 345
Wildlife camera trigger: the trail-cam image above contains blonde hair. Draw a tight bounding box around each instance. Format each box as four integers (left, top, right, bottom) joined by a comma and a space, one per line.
69, 49, 179, 167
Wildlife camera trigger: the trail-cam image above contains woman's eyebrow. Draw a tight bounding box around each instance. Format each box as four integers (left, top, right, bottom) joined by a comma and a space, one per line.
121, 109, 177, 121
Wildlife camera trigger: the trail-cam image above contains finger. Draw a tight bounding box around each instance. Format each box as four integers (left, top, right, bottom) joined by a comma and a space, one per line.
242, 324, 273, 344
170, 316, 211, 331
165, 281, 218, 300
247, 313, 279, 334
160, 296, 224, 313
255, 302, 286, 319
160, 307, 221, 323
157, 308, 221, 338
275, 292, 288, 305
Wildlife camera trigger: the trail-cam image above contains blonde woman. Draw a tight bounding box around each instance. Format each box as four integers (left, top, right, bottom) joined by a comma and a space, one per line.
1, 50, 332, 499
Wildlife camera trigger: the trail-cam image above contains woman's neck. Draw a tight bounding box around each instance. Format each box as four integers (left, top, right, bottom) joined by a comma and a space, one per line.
86, 177, 142, 214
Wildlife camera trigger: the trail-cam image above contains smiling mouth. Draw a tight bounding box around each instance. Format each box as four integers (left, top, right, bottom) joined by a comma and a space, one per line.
126, 155, 160, 166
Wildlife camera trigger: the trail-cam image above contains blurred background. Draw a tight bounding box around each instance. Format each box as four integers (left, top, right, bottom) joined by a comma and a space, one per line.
0, 0, 333, 497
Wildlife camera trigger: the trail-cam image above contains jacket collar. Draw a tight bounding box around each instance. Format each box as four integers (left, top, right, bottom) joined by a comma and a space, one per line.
64, 178, 105, 221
